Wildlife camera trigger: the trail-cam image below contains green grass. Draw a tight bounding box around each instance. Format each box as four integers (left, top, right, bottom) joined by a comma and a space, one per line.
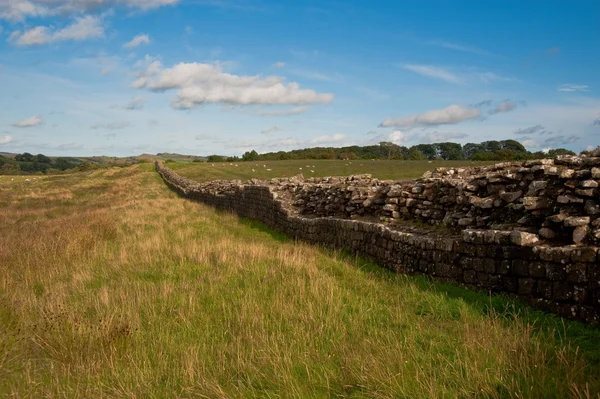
1, 164, 600, 398
170, 159, 497, 182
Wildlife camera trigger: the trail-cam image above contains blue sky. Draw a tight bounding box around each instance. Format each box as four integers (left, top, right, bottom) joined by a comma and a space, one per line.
0, 0, 599, 156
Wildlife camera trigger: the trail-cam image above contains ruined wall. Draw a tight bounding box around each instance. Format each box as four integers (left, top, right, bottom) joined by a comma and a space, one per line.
156, 161, 600, 325
289, 157, 600, 246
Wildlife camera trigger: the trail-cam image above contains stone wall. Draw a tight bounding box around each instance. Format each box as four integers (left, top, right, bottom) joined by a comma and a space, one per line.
156, 161, 600, 325
288, 156, 600, 246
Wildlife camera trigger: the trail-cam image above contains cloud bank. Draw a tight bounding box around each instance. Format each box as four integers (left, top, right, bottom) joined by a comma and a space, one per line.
132, 60, 334, 109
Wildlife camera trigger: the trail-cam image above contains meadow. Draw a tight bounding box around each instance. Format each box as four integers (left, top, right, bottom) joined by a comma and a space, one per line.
1, 164, 600, 398
169, 159, 497, 182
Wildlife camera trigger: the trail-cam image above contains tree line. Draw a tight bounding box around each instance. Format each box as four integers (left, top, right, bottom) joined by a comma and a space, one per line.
223, 140, 575, 162
0, 152, 82, 175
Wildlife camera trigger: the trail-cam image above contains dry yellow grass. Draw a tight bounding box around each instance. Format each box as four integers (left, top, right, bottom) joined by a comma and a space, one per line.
1, 164, 599, 398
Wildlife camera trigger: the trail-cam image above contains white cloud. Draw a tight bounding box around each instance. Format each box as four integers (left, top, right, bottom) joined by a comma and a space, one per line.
259, 106, 308, 117
0, 135, 12, 145
91, 121, 131, 130
132, 61, 334, 109
0, 0, 178, 22
261, 125, 282, 135
388, 130, 406, 145
380, 104, 480, 129
521, 139, 540, 148
123, 34, 150, 49
9, 15, 104, 46
489, 100, 518, 114
273, 61, 285, 68
402, 64, 462, 84
558, 84, 589, 92
125, 96, 145, 110
13, 115, 43, 127
310, 133, 345, 144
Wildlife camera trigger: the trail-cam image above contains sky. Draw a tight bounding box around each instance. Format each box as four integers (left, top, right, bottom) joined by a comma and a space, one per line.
0, 0, 599, 157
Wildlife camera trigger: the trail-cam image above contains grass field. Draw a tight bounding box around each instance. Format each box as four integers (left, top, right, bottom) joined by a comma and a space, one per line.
1, 165, 600, 398
170, 159, 497, 182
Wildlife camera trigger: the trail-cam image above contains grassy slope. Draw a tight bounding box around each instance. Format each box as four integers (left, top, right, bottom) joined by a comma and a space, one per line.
170, 159, 498, 182
1, 165, 600, 398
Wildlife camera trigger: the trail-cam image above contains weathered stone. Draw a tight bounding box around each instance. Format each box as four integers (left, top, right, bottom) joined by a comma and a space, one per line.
571, 247, 598, 263
592, 167, 600, 179
458, 217, 474, 226
584, 200, 600, 216
575, 189, 595, 197
573, 226, 588, 244
557, 194, 583, 204
469, 196, 494, 209
559, 168, 575, 179
581, 180, 599, 188
547, 213, 566, 223
510, 231, 539, 246
564, 216, 590, 227
538, 227, 556, 239
500, 190, 522, 203
522, 196, 552, 210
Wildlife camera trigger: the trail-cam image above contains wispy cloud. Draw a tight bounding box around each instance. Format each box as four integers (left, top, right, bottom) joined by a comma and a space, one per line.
9, 16, 104, 46
13, 115, 43, 128
428, 40, 493, 56
514, 125, 544, 135
0, 135, 12, 145
489, 100, 518, 115
558, 84, 590, 92
400, 64, 513, 84
401, 64, 462, 84
123, 34, 151, 49
380, 104, 480, 129
125, 97, 145, 110
91, 121, 131, 130
261, 126, 282, 135
273, 61, 285, 69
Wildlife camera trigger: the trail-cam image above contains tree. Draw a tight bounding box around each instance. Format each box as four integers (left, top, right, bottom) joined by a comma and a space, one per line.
437, 142, 463, 160
35, 154, 52, 163
242, 150, 259, 161
379, 141, 398, 160
408, 148, 425, 160
413, 144, 437, 160
53, 158, 77, 170
463, 143, 484, 159
207, 155, 225, 162
15, 152, 34, 162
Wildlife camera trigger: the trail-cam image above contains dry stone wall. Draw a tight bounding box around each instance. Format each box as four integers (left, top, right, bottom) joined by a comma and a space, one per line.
156, 160, 600, 325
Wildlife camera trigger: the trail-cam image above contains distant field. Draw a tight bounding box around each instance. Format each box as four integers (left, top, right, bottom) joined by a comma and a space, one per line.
1, 165, 600, 397
170, 159, 497, 182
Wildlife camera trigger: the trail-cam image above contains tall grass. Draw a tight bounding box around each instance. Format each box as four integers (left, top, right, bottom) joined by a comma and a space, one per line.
1, 164, 599, 398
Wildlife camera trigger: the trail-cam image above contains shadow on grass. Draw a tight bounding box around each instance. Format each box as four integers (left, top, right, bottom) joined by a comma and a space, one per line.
329, 248, 600, 368
238, 218, 290, 243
